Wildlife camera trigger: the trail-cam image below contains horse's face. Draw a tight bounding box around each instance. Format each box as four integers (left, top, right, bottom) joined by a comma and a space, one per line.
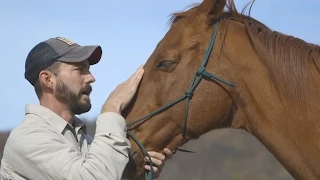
122, 0, 235, 179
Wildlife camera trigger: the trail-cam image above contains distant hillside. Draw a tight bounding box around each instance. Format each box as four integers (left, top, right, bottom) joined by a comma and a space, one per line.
0, 120, 293, 180
0, 132, 9, 164
158, 129, 293, 180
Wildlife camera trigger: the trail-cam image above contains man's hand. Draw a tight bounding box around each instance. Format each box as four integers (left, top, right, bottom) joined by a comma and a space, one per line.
144, 148, 173, 179
101, 65, 144, 114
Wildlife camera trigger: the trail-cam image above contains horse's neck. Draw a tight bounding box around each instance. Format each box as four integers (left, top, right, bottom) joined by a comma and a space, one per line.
233, 71, 320, 180
221, 19, 320, 179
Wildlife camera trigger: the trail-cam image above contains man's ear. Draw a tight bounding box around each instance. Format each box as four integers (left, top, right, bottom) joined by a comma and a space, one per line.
38, 70, 56, 90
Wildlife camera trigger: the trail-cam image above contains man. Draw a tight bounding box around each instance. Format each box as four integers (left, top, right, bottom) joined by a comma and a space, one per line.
0, 37, 172, 179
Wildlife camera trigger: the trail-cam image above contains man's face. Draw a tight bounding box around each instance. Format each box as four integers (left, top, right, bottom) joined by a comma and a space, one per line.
54, 60, 95, 115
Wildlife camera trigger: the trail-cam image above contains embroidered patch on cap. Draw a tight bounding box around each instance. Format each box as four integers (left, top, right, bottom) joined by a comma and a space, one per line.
56, 37, 75, 45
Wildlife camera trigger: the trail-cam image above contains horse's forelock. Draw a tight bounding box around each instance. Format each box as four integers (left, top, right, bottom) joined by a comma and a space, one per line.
168, 0, 257, 27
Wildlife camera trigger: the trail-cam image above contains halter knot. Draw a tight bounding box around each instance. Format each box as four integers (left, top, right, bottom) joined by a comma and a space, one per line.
196, 67, 206, 76
185, 90, 193, 98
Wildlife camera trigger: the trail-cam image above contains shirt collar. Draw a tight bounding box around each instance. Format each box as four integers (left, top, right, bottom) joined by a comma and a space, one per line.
72, 116, 86, 134
25, 104, 86, 134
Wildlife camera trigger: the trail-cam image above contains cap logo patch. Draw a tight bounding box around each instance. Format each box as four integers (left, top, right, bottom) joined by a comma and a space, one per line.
57, 37, 75, 45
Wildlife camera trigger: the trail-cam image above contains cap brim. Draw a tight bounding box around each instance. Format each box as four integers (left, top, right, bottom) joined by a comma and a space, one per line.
57, 45, 102, 65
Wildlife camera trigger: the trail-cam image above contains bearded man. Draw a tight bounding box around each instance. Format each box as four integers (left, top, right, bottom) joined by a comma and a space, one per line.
0, 37, 172, 180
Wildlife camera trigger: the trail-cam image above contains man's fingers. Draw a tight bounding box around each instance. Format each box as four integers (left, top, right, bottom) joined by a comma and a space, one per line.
128, 65, 144, 84
143, 149, 174, 179
163, 148, 173, 159
144, 165, 158, 172
144, 157, 164, 168
147, 151, 166, 161
132, 67, 144, 85
103, 64, 145, 113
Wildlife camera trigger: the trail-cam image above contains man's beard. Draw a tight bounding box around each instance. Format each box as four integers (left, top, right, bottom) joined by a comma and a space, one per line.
54, 79, 92, 115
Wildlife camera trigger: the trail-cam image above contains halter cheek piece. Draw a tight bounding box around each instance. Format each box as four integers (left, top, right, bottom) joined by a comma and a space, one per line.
126, 22, 235, 180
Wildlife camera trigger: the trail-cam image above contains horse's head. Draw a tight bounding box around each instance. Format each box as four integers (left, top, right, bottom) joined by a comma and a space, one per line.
122, 0, 264, 179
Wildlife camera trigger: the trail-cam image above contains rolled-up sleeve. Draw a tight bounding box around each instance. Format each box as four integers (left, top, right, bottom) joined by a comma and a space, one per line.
7, 112, 130, 180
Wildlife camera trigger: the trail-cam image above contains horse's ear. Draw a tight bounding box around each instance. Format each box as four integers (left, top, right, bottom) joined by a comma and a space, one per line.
198, 0, 227, 23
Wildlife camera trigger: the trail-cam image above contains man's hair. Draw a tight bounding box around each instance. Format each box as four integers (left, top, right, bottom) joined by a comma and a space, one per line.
34, 61, 62, 99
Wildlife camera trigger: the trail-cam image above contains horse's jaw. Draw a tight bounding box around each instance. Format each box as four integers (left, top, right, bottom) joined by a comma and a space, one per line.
121, 149, 146, 180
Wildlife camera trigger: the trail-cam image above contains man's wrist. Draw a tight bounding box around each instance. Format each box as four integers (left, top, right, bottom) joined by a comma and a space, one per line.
101, 104, 121, 114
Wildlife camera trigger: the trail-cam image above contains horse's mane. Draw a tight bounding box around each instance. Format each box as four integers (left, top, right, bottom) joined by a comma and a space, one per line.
168, 0, 320, 108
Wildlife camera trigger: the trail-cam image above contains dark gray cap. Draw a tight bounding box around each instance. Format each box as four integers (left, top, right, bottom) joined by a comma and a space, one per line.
24, 37, 102, 86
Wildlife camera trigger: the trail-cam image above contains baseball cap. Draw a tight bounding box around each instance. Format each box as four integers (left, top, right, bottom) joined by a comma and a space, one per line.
24, 37, 102, 86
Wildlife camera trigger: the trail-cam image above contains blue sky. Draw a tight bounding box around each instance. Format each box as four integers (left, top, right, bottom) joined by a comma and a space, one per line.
1, 0, 319, 131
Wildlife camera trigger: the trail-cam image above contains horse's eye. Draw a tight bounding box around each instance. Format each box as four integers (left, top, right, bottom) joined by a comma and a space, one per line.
154, 60, 179, 72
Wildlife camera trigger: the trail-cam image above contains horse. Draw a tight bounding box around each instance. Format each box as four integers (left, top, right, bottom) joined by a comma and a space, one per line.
121, 0, 320, 179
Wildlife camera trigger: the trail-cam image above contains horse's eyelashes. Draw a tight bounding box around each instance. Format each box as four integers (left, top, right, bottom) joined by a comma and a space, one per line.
154, 60, 179, 72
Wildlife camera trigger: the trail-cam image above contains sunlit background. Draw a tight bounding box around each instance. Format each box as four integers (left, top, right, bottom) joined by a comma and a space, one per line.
1, 0, 319, 179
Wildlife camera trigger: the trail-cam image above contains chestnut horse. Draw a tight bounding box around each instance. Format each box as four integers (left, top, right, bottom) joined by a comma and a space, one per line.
122, 0, 320, 179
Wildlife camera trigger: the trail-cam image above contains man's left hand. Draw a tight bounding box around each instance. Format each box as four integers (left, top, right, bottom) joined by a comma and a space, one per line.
144, 148, 173, 179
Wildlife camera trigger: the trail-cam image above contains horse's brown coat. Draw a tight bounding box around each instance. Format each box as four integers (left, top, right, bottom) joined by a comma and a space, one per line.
122, 0, 320, 179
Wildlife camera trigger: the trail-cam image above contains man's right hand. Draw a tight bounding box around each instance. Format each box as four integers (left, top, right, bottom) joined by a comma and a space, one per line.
101, 65, 144, 114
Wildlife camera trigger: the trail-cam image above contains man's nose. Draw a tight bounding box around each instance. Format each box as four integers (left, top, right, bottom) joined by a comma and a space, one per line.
86, 73, 96, 84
